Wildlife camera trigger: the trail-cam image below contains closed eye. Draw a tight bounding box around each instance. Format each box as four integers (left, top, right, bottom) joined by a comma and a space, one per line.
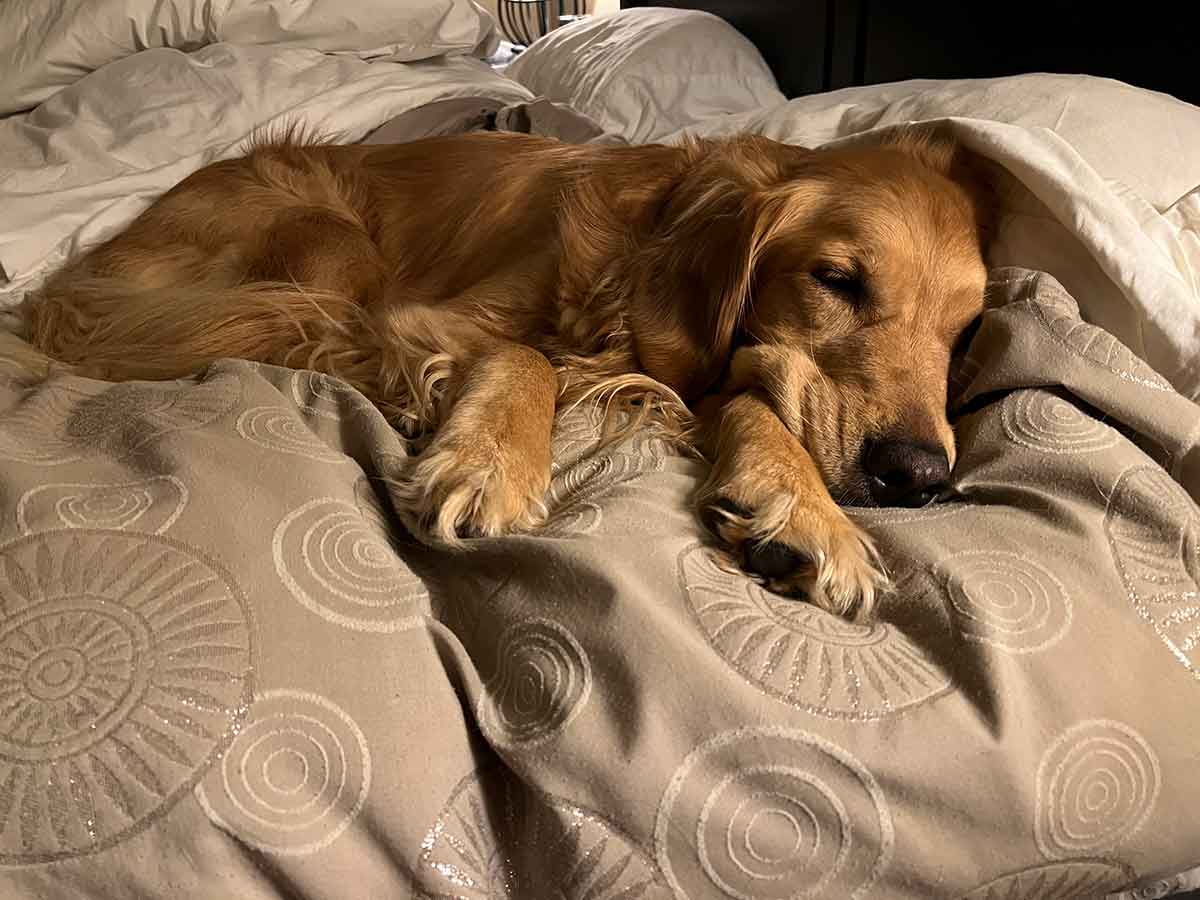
812, 266, 865, 303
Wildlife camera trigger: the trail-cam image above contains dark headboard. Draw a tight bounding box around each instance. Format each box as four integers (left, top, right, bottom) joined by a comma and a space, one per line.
620, 1, 1196, 107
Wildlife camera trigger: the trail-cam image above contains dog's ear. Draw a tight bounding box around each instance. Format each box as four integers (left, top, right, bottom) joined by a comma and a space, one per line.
884, 123, 1000, 251
626, 136, 806, 401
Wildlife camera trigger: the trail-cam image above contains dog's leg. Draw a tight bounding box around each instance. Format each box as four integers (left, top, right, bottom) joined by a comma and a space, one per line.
698, 391, 887, 619
390, 342, 557, 544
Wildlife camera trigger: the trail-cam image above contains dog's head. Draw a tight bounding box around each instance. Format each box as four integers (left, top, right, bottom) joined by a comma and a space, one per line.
631, 127, 993, 507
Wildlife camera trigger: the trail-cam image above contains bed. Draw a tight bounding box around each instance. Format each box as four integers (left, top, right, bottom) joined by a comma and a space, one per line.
1, 3, 1198, 898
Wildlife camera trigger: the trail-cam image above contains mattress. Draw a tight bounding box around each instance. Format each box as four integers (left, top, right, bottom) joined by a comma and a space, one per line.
1, 4, 1198, 899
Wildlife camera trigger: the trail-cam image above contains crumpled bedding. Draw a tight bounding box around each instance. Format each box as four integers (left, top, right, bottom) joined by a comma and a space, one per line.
0, 267, 1197, 898
0, 0, 499, 117
3, 7, 1200, 896
504, 10, 1200, 400
361, 95, 624, 147
658, 75, 1200, 403
0, 48, 533, 306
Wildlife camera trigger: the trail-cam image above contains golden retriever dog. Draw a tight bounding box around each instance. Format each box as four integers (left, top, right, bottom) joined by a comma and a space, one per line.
22, 127, 992, 620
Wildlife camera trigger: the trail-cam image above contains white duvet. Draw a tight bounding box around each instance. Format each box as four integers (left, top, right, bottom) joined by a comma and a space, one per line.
669, 77, 1200, 402
2, 5, 1198, 403
0, 0, 500, 116
0, 46, 531, 292
510, 10, 1200, 401
0, 0, 530, 304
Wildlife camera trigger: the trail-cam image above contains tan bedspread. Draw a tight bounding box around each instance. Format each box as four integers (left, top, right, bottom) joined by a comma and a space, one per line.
0, 267, 1198, 898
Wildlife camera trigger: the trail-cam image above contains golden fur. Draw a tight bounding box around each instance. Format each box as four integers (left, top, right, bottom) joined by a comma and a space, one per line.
22, 127, 992, 619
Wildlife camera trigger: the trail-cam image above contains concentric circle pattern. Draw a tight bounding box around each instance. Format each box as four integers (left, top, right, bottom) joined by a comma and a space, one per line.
417, 766, 667, 899
935, 550, 1073, 654
17, 476, 188, 535
195, 689, 370, 856
1104, 465, 1200, 675
1035, 720, 1160, 859
477, 618, 591, 748
655, 727, 892, 900
290, 371, 362, 421
543, 452, 663, 536
0, 530, 252, 863
679, 544, 950, 718
1001, 390, 1119, 455
550, 407, 674, 474
273, 498, 429, 632
236, 406, 348, 462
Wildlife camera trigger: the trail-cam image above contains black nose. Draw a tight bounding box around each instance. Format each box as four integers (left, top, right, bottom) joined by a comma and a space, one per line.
863, 440, 950, 507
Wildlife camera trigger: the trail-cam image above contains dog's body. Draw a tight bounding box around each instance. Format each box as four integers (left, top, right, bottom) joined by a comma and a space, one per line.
24, 130, 991, 619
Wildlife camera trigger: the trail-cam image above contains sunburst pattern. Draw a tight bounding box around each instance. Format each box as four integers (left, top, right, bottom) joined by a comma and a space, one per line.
1104, 465, 1200, 676
550, 407, 675, 474
417, 766, 668, 899
678, 544, 951, 718
0, 530, 253, 863
958, 859, 1134, 899
1026, 277, 1172, 391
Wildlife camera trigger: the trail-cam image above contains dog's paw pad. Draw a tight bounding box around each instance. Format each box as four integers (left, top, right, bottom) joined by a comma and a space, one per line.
389, 438, 548, 547
743, 540, 811, 581
702, 493, 888, 620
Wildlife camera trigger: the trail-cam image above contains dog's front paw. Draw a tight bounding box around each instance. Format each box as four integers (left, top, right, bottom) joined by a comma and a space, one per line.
703, 494, 888, 620
390, 432, 549, 546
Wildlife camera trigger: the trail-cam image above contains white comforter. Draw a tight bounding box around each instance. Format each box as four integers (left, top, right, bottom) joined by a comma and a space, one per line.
0, 0, 532, 311
508, 9, 1200, 400
671, 77, 1200, 403
2, 5, 1198, 403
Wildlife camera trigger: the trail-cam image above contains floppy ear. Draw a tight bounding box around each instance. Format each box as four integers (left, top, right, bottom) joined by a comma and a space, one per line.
626, 137, 803, 401
883, 123, 1000, 251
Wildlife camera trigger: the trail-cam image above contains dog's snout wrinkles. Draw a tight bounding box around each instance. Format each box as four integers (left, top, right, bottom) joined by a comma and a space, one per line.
863, 439, 950, 507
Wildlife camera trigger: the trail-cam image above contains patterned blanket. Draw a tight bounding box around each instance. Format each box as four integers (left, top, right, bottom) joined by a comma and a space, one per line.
1, 268, 1198, 898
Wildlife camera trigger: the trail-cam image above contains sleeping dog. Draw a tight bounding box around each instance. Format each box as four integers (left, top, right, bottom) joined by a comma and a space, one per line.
23, 127, 992, 619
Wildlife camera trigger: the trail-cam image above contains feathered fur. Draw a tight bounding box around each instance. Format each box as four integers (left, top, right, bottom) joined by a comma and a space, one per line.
22, 126, 993, 620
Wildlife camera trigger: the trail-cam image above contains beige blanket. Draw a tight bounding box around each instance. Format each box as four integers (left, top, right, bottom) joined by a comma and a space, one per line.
1, 267, 1198, 898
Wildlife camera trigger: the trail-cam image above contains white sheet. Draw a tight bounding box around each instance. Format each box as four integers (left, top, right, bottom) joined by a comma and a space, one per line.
0, 46, 533, 306
506, 7, 785, 143
3, 13, 1197, 406
663, 75, 1200, 400
0, 0, 499, 117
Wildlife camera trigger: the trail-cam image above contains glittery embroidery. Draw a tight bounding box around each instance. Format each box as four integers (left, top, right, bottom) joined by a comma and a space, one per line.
0, 529, 253, 864
678, 543, 951, 718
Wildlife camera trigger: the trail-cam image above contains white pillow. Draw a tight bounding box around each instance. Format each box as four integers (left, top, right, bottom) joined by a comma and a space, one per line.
506, 8, 784, 143
0, 0, 499, 117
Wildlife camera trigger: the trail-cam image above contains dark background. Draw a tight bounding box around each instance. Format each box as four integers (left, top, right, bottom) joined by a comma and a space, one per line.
621, 0, 1198, 107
